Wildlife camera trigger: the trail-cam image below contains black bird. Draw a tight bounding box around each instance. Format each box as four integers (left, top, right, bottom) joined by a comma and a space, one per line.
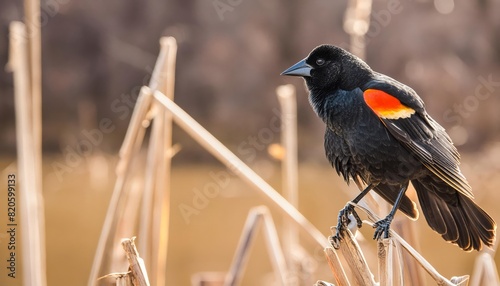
282, 44, 496, 251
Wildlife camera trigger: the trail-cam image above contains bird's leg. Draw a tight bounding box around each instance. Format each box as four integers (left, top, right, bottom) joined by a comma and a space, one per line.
330, 183, 374, 248
373, 183, 409, 240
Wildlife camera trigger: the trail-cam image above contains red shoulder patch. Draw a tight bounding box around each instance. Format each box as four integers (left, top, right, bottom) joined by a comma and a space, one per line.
363, 89, 415, 119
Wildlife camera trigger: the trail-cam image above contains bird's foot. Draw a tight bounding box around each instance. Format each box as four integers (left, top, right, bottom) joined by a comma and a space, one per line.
329, 203, 363, 249
373, 215, 394, 240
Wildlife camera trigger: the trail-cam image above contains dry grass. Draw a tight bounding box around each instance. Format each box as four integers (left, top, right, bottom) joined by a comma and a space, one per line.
8, 19, 46, 286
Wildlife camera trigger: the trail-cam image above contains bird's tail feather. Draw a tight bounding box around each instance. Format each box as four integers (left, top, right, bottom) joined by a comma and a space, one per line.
412, 178, 496, 251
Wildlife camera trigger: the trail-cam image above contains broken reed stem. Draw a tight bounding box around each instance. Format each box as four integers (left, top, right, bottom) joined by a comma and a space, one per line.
98, 272, 133, 285
138, 37, 177, 285
276, 84, 300, 279
151, 37, 177, 286
150, 105, 168, 286
23, 0, 42, 168
24, 6, 45, 282
389, 228, 468, 286
153, 90, 328, 248
261, 207, 290, 286
333, 227, 377, 286
225, 207, 287, 286
321, 202, 469, 286
224, 206, 288, 286
324, 247, 350, 286
116, 275, 134, 286
224, 207, 263, 286
10, 21, 47, 286
393, 220, 426, 285
118, 36, 176, 164
378, 239, 393, 286
138, 101, 162, 269
394, 237, 405, 285
122, 237, 150, 286
378, 237, 405, 286
139, 37, 177, 284
354, 201, 469, 286
88, 88, 153, 286
276, 85, 299, 205
90, 37, 176, 285
118, 86, 154, 171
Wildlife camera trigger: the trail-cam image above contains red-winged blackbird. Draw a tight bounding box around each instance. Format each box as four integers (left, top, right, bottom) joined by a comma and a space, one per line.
282, 44, 496, 251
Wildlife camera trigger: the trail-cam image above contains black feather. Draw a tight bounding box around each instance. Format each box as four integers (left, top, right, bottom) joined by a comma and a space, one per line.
282, 44, 496, 251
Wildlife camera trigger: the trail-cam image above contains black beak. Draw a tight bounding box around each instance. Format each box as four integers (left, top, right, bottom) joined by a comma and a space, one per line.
281, 59, 312, 77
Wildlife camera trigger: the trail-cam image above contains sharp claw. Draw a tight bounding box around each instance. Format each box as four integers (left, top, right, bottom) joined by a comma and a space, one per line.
335, 203, 363, 239
372, 226, 380, 240
384, 227, 390, 239
352, 209, 363, 228
329, 235, 342, 249
372, 215, 393, 240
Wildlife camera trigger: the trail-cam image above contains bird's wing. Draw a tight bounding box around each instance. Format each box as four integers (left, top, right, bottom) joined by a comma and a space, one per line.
362, 78, 474, 199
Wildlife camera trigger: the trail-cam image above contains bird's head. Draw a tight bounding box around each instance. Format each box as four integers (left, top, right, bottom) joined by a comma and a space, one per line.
281, 44, 373, 93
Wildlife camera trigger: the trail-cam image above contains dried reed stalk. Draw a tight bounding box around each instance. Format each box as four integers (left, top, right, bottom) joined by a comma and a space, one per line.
24, 0, 46, 281
276, 84, 300, 283
224, 207, 261, 286
151, 37, 177, 286
88, 87, 153, 285
350, 182, 424, 286
122, 237, 150, 286
117, 87, 154, 172
116, 274, 134, 286
224, 206, 288, 286
23, 0, 42, 159
138, 38, 177, 286
138, 100, 163, 270
9, 21, 47, 286
91, 38, 177, 285
392, 220, 425, 285
321, 201, 470, 286
153, 90, 328, 249
261, 207, 289, 286
138, 36, 172, 258
332, 227, 377, 286
97, 272, 133, 285
378, 238, 401, 286
355, 203, 469, 286
24, 1, 44, 266
324, 247, 350, 286
390, 228, 469, 286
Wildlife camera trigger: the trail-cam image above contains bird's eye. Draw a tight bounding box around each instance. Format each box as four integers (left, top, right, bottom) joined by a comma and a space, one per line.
316, 58, 326, 66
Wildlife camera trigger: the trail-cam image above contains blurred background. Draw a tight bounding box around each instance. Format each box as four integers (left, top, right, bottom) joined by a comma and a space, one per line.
1, 0, 500, 285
